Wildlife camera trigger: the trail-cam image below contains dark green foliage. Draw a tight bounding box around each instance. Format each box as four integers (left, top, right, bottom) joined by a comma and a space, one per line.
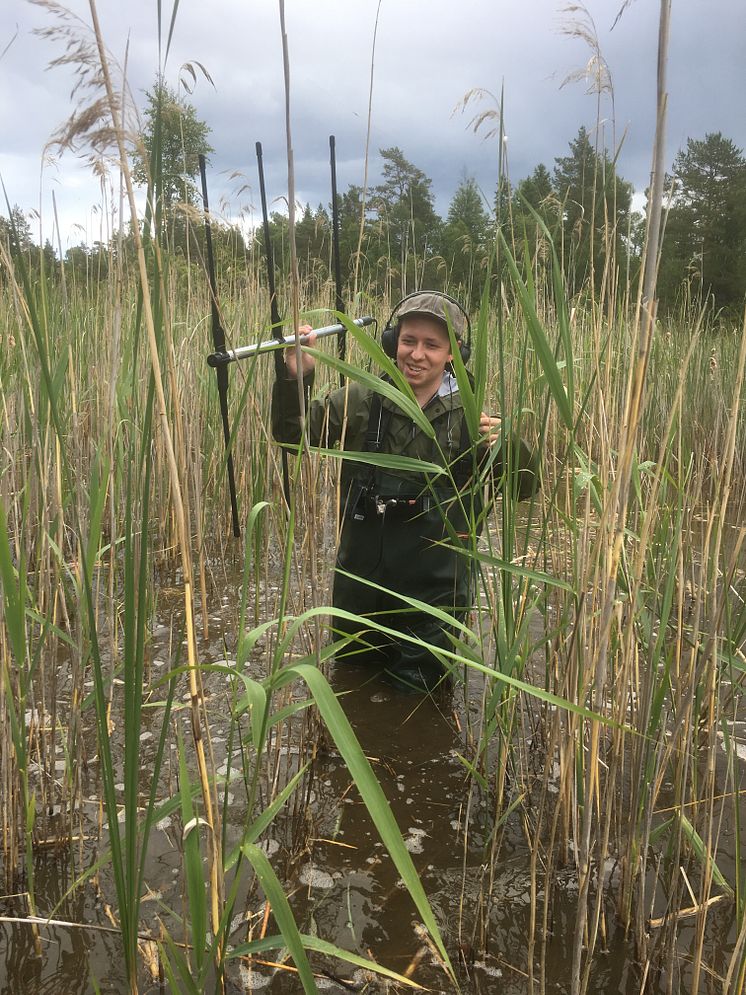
132, 78, 214, 211
336, 183, 370, 289
553, 126, 633, 295
10, 124, 746, 320
296, 202, 331, 281
131, 78, 215, 259
510, 165, 562, 269
658, 132, 746, 315
1, 206, 61, 284
0, 205, 33, 252
261, 204, 331, 300
257, 148, 446, 301
371, 146, 442, 292
442, 176, 491, 303
518, 163, 554, 209
63, 243, 90, 279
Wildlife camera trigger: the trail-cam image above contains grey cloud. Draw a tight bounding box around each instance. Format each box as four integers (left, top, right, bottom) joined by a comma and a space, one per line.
2, 0, 744, 246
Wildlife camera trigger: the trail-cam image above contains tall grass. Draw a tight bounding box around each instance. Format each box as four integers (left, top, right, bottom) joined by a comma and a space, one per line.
3, 202, 745, 992
0, 5, 459, 992
2, 4, 746, 995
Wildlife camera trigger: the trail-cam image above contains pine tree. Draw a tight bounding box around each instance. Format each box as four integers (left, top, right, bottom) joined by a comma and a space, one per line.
337, 184, 368, 288
511, 164, 559, 260
659, 132, 746, 312
442, 177, 490, 301
0, 205, 33, 254
553, 127, 632, 295
373, 147, 441, 292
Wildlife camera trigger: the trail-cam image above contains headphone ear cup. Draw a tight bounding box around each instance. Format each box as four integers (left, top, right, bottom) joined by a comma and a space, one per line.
381, 323, 398, 358
459, 341, 471, 365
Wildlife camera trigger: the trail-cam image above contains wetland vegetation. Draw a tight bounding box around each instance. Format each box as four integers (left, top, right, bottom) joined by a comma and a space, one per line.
1, 2, 745, 993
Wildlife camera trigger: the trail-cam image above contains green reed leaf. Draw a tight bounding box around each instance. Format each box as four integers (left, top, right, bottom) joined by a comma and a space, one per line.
303, 347, 435, 438
498, 228, 574, 428
229, 932, 427, 988
177, 728, 208, 973
677, 811, 733, 895
273, 662, 456, 983
241, 843, 317, 993
310, 446, 446, 477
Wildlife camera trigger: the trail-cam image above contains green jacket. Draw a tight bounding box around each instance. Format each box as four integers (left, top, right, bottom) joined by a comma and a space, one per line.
272, 371, 539, 617
272, 371, 539, 500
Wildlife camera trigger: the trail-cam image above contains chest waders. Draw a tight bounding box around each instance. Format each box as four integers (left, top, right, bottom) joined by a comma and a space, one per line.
272, 366, 540, 690
332, 389, 479, 691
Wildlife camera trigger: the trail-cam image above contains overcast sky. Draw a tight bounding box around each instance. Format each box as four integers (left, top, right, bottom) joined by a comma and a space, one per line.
2, 0, 745, 249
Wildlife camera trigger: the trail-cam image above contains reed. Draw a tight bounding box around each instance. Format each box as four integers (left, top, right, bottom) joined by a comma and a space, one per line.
1, 3, 745, 994
3, 170, 745, 987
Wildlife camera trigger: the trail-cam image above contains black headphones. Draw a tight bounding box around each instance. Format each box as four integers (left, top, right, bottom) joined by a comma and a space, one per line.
380, 290, 472, 365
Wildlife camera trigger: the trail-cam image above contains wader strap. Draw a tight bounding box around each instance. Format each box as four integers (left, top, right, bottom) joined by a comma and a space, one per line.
366, 384, 473, 489
357, 388, 393, 501
451, 412, 475, 490
365, 389, 393, 455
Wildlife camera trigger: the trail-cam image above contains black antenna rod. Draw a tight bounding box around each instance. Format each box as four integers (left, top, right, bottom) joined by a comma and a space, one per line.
329, 135, 346, 380
256, 141, 291, 507
199, 154, 241, 538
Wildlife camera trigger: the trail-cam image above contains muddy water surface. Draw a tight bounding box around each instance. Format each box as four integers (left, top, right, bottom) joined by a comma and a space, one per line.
1, 563, 742, 994
258, 664, 646, 994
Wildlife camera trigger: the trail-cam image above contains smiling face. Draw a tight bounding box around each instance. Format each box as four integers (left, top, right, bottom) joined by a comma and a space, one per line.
396, 315, 454, 404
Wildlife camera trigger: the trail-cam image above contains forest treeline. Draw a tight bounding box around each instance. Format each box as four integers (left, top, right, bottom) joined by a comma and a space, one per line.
3, 81, 745, 318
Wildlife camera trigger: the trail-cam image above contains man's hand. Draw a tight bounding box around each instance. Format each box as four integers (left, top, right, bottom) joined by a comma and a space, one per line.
479, 412, 502, 446
284, 324, 316, 378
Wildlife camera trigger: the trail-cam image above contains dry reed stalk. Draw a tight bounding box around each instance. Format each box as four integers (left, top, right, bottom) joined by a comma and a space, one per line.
277, 0, 326, 728
85, 0, 224, 965
278, 0, 303, 424
689, 310, 746, 995
187, 397, 210, 641
617, 327, 703, 932
570, 4, 671, 993
352, 0, 383, 304
724, 909, 746, 993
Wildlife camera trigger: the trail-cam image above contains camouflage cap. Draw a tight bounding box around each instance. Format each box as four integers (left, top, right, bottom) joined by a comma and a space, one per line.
397, 291, 467, 338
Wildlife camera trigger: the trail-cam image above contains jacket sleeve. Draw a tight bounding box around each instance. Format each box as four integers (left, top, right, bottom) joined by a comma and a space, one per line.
271, 371, 314, 445
271, 373, 362, 449
483, 434, 541, 501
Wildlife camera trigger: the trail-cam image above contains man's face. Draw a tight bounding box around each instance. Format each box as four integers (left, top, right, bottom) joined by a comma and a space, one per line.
396, 315, 453, 398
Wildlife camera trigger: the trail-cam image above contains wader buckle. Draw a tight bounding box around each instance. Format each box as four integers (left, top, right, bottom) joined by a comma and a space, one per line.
375, 495, 431, 516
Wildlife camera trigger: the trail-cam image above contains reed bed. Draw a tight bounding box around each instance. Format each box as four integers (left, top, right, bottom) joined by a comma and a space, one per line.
2, 4, 746, 993
2, 211, 745, 991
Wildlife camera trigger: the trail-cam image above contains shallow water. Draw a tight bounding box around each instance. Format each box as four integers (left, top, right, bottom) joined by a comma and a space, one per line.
259, 666, 658, 994
1, 558, 744, 994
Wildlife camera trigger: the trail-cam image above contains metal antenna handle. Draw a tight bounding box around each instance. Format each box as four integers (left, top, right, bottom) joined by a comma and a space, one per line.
207, 315, 374, 367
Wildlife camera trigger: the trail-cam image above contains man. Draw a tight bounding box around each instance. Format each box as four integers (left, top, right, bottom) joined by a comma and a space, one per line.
272, 291, 539, 692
